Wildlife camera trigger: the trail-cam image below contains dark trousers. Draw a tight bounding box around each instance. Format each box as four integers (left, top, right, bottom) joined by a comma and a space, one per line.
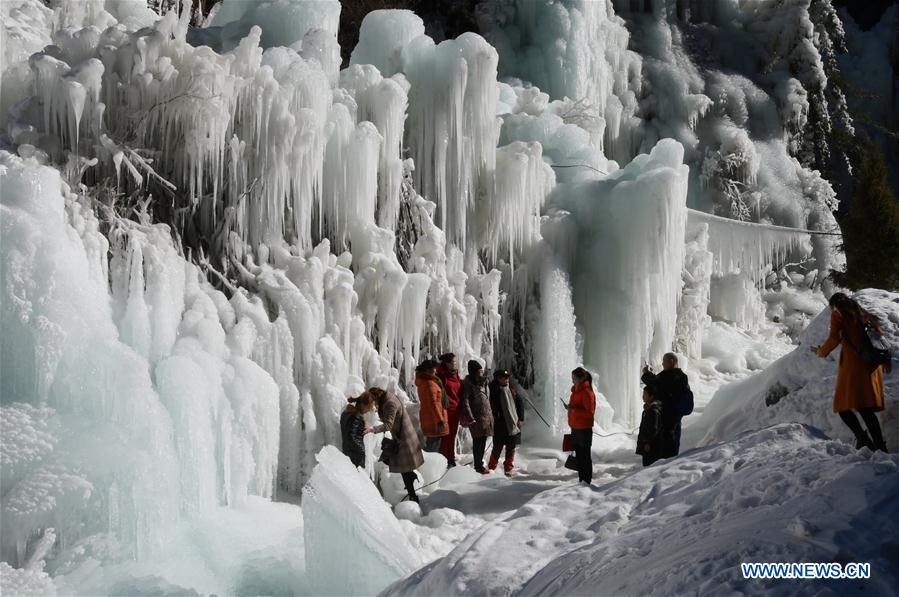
571, 428, 593, 483
839, 408, 886, 449
472, 436, 487, 472
661, 419, 682, 458
401, 471, 417, 498
642, 453, 659, 467
489, 437, 517, 472
424, 436, 442, 453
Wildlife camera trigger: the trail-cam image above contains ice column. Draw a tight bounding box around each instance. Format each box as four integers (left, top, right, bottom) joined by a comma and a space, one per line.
563, 139, 689, 426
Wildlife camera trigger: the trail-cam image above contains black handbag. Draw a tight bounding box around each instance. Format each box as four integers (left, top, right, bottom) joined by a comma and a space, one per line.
379, 436, 399, 463
564, 454, 578, 471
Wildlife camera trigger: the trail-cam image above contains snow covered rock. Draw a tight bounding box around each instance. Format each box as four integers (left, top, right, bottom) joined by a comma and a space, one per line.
386, 423, 899, 596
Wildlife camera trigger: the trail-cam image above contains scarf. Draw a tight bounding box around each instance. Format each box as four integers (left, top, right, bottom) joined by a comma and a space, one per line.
499, 384, 520, 436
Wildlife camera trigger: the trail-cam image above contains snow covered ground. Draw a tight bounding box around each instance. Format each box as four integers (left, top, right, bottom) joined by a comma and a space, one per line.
685, 289, 899, 450
387, 424, 899, 596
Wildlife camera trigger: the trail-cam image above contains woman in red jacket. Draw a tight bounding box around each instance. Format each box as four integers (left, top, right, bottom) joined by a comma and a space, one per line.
568, 367, 596, 484
436, 353, 463, 467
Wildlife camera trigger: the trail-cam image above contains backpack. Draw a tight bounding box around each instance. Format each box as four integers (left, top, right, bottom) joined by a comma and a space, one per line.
853, 321, 892, 368
676, 386, 694, 417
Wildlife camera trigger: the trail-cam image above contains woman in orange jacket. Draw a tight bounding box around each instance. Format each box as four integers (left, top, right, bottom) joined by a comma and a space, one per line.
814, 293, 890, 452
415, 359, 449, 453
568, 367, 596, 483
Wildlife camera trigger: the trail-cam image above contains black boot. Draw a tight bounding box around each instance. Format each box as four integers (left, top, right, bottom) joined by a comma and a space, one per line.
859, 410, 887, 453
839, 410, 874, 450
855, 432, 874, 450
402, 471, 419, 503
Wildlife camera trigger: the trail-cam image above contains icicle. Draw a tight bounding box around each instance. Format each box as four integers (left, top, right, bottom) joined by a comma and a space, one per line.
688, 209, 812, 286
488, 141, 555, 268
402, 32, 499, 251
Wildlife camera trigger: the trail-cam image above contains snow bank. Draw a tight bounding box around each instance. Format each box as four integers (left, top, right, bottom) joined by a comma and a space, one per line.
691, 290, 899, 449
302, 446, 423, 595
387, 423, 899, 596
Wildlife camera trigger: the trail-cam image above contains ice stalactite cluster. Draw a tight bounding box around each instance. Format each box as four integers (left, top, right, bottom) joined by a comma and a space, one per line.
554, 139, 689, 425
688, 210, 813, 287
674, 222, 713, 360
400, 32, 501, 252
479, 0, 644, 164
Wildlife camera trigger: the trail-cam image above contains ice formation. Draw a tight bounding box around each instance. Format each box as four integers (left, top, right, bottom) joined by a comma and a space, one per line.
302, 446, 423, 595
551, 139, 690, 424
0, 0, 863, 590
689, 209, 813, 286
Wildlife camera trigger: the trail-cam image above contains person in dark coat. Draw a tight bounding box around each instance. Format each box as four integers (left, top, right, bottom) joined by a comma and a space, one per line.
488, 370, 524, 476
641, 353, 690, 458
635, 386, 663, 467
367, 387, 425, 502
459, 360, 494, 473
437, 353, 463, 467
341, 392, 374, 468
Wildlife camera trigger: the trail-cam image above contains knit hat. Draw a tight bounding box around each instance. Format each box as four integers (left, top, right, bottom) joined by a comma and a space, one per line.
493, 369, 511, 379
439, 352, 456, 364
467, 359, 483, 377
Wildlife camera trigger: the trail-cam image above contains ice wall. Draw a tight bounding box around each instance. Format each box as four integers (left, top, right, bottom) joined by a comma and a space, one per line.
303, 446, 423, 595
1, 152, 179, 563
555, 139, 689, 425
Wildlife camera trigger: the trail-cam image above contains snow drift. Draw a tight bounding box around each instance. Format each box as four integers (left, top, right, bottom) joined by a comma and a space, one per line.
386, 423, 899, 596
689, 289, 898, 450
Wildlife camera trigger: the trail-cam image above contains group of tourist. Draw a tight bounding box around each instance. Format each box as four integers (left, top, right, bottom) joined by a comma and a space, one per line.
339, 293, 889, 504
339, 354, 530, 502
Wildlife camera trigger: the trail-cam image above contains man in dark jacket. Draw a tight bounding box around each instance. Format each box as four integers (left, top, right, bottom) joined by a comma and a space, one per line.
636, 385, 663, 466
641, 353, 690, 458
488, 370, 524, 476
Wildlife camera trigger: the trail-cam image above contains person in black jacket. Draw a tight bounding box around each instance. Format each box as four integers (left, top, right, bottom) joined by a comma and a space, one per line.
641, 353, 690, 458
636, 385, 663, 467
341, 392, 374, 468
488, 370, 524, 476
